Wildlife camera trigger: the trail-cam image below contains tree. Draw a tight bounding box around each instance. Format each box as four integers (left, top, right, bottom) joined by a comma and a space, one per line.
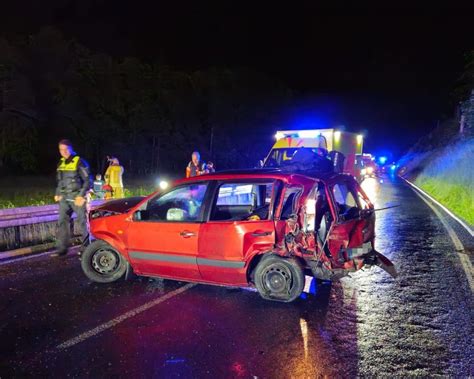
454, 50, 474, 101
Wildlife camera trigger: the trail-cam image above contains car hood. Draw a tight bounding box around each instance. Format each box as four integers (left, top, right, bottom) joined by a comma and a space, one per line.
93, 197, 145, 214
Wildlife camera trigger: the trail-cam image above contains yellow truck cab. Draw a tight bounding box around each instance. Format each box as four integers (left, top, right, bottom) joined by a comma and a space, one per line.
263, 129, 364, 176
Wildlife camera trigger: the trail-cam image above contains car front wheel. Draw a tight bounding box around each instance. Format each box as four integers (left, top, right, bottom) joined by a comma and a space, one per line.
81, 240, 127, 283
254, 255, 305, 302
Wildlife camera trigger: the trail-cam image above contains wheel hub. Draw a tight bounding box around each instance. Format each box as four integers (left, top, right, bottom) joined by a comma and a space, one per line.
92, 248, 119, 274
264, 266, 291, 294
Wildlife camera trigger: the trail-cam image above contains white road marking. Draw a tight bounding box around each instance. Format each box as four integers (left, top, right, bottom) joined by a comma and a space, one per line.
408, 182, 474, 293
56, 283, 196, 350
403, 178, 474, 237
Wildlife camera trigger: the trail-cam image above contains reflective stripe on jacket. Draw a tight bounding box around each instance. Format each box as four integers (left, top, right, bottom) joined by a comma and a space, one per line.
56, 155, 91, 197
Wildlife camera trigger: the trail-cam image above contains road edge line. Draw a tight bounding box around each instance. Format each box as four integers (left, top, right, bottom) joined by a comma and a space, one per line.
405, 179, 474, 293
56, 283, 196, 350
401, 177, 474, 237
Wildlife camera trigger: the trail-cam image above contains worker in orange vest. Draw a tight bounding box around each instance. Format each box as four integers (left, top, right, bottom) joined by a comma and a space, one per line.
186, 151, 207, 178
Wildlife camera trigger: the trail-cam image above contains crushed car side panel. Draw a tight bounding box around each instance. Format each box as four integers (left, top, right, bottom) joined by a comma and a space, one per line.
277, 174, 397, 279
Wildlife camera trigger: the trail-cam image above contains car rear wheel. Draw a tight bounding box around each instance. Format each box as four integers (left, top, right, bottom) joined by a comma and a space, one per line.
81, 240, 127, 283
254, 255, 305, 302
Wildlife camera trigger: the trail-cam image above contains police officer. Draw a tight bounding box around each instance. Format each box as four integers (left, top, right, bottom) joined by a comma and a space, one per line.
52, 139, 92, 257
185, 151, 206, 178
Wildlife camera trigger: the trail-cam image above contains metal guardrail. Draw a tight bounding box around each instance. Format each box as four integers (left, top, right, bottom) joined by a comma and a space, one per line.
0, 201, 104, 227
0, 201, 105, 251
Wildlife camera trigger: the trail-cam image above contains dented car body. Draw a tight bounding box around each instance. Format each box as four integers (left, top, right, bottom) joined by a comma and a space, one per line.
82, 169, 396, 302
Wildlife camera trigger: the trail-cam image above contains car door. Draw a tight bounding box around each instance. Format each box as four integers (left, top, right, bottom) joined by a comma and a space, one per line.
127, 182, 209, 280
198, 181, 276, 285
327, 180, 372, 262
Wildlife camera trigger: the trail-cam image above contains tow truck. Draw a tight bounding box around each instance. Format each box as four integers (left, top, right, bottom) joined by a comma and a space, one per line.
262, 129, 364, 177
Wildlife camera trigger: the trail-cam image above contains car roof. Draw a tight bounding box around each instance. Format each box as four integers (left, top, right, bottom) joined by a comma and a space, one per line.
174, 168, 311, 186
174, 168, 357, 187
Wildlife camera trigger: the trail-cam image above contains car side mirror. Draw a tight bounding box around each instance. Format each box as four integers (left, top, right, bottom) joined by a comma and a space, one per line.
133, 209, 149, 221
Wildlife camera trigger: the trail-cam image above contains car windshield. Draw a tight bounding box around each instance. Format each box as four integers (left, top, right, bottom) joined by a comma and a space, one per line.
263, 147, 318, 168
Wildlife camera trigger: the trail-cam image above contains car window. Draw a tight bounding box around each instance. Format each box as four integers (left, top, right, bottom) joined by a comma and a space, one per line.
333, 183, 357, 207
332, 183, 359, 220
358, 193, 371, 210
145, 183, 208, 222
211, 182, 274, 221
216, 183, 255, 205
280, 186, 301, 220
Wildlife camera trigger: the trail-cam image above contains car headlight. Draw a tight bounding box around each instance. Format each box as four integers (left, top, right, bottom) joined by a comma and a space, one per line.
361, 168, 367, 175
367, 166, 374, 174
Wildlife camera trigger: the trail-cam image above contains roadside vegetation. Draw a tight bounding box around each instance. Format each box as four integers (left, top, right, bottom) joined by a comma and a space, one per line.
399, 136, 474, 225
0, 176, 155, 209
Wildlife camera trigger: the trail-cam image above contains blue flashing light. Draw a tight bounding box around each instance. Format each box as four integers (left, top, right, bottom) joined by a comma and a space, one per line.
379, 156, 387, 165
390, 164, 397, 171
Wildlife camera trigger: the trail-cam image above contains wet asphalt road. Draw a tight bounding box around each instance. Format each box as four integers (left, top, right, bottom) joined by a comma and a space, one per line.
0, 176, 472, 378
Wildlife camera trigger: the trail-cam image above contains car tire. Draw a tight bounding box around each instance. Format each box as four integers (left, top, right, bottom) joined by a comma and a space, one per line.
81, 240, 127, 283
254, 255, 305, 302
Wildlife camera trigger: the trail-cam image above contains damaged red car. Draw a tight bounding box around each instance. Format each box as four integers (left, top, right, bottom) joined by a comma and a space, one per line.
82, 169, 396, 302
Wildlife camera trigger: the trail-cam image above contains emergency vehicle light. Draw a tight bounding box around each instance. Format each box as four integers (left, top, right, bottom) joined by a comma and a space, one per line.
297, 130, 319, 138
275, 129, 331, 140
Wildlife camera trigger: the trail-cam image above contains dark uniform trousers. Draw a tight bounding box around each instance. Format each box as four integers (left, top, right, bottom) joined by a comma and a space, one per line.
57, 197, 90, 253
56, 154, 91, 253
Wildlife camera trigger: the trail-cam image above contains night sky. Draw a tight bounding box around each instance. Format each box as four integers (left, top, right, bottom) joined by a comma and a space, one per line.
2, 1, 473, 157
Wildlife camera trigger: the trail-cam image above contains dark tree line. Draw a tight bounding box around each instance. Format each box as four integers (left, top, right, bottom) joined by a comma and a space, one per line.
0, 27, 293, 176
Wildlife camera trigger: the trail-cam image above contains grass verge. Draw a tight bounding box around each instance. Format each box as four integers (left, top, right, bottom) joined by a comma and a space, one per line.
415, 176, 474, 226
0, 186, 155, 209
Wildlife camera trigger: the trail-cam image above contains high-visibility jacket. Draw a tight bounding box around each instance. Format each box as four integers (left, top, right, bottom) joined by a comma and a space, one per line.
105, 165, 124, 198
56, 155, 91, 197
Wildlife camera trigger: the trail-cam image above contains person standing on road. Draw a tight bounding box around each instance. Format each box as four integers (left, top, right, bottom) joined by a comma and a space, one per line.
186, 151, 207, 178
92, 174, 105, 199
104, 156, 125, 198
52, 139, 92, 257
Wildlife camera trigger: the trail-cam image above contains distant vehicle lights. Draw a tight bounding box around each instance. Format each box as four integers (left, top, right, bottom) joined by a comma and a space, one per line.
378, 156, 388, 165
